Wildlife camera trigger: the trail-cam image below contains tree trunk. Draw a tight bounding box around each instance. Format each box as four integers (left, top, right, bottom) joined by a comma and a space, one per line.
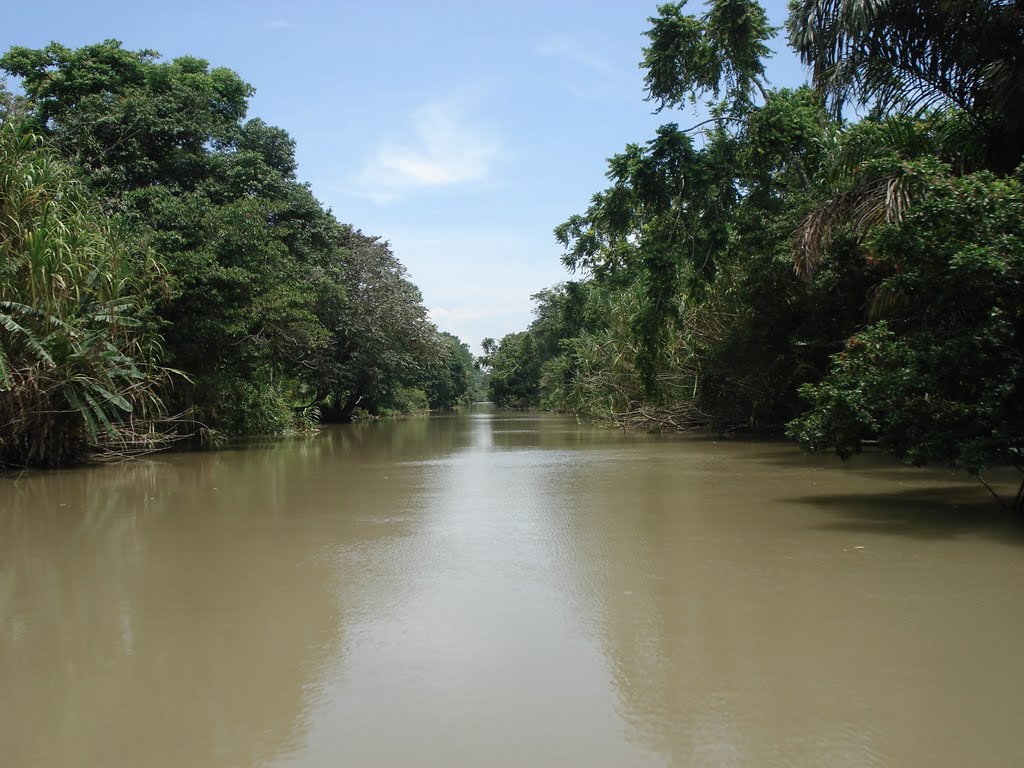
337, 392, 362, 423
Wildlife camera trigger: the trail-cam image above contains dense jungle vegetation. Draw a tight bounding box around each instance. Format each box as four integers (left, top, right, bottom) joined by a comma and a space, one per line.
483, 0, 1024, 511
0, 41, 481, 467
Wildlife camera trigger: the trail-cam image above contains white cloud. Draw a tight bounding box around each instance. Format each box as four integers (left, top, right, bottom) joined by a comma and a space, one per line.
354, 101, 498, 202
265, 19, 291, 29
378, 229, 570, 353
429, 306, 502, 323
428, 305, 531, 354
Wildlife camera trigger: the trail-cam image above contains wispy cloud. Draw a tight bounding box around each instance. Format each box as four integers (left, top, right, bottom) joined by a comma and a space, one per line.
378, 229, 569, 352
428, 305, 511, 323
429, 306, 525, 352
354, 101, 498, 203
265, 19, 291, 29
537, 35, 612, 75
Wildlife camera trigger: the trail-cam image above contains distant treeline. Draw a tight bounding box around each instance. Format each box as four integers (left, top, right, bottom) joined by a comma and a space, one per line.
0, 41, 482, 467
482, 1, 1023, 510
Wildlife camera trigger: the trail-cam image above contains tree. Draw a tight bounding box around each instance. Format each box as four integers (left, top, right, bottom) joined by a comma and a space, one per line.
1, 41, 253, 192
643, 0, 774, 111
2, 41, 333, 434
486, 332, 544, 409
555, 2, 796, 397
543, 5, 888, 434
788, 0, 1024, 171
311, 231, 442, 421
788, 165, 1024, 511
2, 40, 449, 437
556, 123, 739, 393
422, 332, 476, 409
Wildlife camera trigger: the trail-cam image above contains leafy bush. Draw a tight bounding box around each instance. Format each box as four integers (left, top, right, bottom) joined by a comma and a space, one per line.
789, 168, 1024, 481
0, 118, 169, 466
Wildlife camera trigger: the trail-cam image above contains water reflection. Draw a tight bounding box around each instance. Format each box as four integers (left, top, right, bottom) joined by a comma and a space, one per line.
3, 409, 1023, 767
0, 435, 416, 768
554, 440, 1024, 766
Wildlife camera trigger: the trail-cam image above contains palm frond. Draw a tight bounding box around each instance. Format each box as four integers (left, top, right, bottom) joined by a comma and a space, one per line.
794, 162, 932, 278
788, 0, 1024, 168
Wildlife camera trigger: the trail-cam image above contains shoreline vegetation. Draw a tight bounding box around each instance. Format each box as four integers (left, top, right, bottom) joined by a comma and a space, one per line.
2, 3, 1022, 513
479, 1, 1023, 514
0, 41, 484, 469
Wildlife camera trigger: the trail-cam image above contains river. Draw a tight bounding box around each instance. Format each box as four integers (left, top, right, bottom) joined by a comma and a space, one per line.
2, 407, 1023, 767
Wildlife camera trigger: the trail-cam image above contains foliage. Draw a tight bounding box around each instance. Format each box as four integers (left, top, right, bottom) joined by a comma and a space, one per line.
0, 116, 169, 466
793, 118, 955, 278
789, 168, 1024, 481
787, 0, 1024, 171
473, 1, 1024, 512
781, 2, 1024, 505
311, 231, 444, 420
3, 40, 461, 446
2, 41, 323, 434
482, 283, 597, 410
1, 41, 253, 193
379, 386, 431, 417
551, 81, 853, 428
485, 332, 543, 410
555, 122, 737, 393
189, 370, 295, 437
538, 282, 704, 426
643, 0, 773, 111
507, 0, 1022, 514
423, 332, 476, 409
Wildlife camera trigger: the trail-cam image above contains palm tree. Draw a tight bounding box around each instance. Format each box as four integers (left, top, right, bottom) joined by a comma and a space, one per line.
788, 0, 1024, 172
793, 111, 957, 278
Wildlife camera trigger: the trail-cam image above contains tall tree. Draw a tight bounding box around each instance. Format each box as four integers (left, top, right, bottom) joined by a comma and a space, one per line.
788, 0, 1024, 171
486, 332, 543, 409
643, 0, 774, 111
788, 165, 1024, 511
312, 232, 443, 421
3, 40, 449, 436
1, 41, 253, 192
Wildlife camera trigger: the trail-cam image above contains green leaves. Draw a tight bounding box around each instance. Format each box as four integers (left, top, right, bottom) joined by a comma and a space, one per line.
788, 0, 1024, 171
643, 0, 773, 113
790, 170, 1024, 473
0, 117, 168, 466
3, 38, 465, 450
1, 40, 254, 193
486, 331, 543, 409
311, 231, 444, 418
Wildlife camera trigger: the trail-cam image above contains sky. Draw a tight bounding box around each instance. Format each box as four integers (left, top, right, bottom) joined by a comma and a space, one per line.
2, 1, 808, 352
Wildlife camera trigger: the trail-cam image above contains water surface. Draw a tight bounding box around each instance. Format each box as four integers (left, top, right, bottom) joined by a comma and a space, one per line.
3, 407, 1023, 767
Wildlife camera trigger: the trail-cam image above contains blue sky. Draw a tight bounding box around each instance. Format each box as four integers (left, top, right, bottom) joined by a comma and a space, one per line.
3, 1, 807, 352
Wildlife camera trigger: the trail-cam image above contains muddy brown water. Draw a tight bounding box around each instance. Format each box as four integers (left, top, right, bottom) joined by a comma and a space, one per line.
2, 406, 1023, 767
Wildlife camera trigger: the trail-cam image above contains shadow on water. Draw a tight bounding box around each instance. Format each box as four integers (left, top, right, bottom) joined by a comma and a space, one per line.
789, 485, 1024, 545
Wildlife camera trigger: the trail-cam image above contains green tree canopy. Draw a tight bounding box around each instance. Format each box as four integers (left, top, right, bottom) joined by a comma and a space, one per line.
643, 0, 774, 112
2, 40, 453, 439
1, 40, 253, 191
789, 166, 1024, 488
788, 0, 1024, 171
